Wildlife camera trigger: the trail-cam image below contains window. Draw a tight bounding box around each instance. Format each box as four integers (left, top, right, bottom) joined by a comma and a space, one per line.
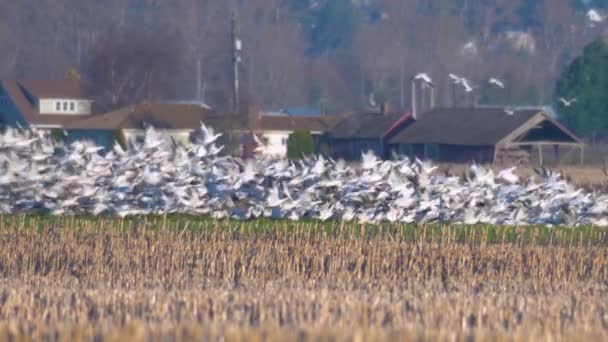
424, 144, 440, 160
398, 144, 413, 158
56, 102, 61, 111
63, 102, 68, 111
69, 102, 75, 111
281, 138, 287, 145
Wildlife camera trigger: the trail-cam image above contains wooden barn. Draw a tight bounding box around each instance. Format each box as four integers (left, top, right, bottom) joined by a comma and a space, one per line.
328, 112, 414, 160
390, 107, 583, 165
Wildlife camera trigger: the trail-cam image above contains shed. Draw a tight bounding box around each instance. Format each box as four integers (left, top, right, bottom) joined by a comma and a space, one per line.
328, 112, 414, 160
390, 107, 583, 164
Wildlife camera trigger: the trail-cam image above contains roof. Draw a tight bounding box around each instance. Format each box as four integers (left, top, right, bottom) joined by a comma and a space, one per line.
17, 79, 88, 100
280, 107, 321, 116
205, 116, 249, 132
258, 115, 341, 132
477, 104, 559, 118
390, 107, 572, 146
330, 112, 412, 139
163, 100, 212, 110
0, 79, 91, 127
65, 103, 216, 130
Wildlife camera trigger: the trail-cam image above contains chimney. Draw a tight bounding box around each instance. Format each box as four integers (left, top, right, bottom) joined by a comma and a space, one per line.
380, 101, 390, 115
248, 105, 262, 132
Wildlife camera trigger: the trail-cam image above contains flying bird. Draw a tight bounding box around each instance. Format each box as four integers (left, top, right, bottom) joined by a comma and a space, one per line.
504, 107, 516, 116
587, 9, 604, 23
0, 121, 607, 227
461, 78, 475, 93
449, 74, 475, 92
368, 92, 377, 108
559, 97, 577, 107
449, 73, 462, 83
414, 73, 434, 86
488, 78, 505, 88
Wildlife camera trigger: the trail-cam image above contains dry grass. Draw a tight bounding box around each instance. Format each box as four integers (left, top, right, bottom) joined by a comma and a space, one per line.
438, 163, 608, 191
0, 219, 606, 341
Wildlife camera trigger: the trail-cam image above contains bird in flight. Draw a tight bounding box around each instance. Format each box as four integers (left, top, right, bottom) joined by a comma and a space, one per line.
461, 78, 475, 93
559, 97, 577, 107
414, 73, 434, 86
587, 9, 604, 23
504, 107, 516, 116
449, 73, 475, 92
488, 78, 505, 88
449, 73, 462, 83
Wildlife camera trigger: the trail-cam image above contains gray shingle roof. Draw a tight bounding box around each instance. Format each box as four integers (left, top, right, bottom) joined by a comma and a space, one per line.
390, 108, 542, 145
331, 112, 410, 139
259, 115, 340, 132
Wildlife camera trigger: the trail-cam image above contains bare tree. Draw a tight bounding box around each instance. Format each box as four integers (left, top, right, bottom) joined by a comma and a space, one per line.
0, 0, 605, 112
83, 27, 184, 112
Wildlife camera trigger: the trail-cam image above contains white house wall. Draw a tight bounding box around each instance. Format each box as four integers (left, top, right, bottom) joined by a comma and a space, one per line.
39, 99, 92, 115
123, 129, 193, 146
258, 130, 323, 158
261, 131, 290, 158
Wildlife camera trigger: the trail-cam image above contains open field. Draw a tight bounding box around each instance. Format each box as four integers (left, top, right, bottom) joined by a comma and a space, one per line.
437, 163, 608, 190
0, 217, 606, 341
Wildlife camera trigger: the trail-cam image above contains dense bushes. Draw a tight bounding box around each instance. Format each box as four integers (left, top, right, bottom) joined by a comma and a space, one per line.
287, 130, 314, 159
49, 129, 66, 142
111, 129, 127, 149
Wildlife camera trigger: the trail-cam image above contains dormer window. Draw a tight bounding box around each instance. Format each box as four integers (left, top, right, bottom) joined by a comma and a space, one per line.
45, 99, 92, 115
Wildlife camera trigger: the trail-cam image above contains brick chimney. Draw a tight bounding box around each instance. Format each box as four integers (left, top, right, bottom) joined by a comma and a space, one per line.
248, 105, 262, 132
380, 101, 391, 115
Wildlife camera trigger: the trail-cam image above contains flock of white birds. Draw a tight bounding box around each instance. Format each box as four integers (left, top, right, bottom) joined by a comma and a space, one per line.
1, 124, 608, 227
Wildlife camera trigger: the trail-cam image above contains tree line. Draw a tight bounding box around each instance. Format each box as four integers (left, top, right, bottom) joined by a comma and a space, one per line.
0, 0, 607, 134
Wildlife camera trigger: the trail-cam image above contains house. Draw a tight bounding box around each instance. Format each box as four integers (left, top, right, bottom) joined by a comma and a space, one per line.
279, 107, 321, 116
390, 107, 583, 164
248, 110, 342, 158
64, 102, 218, 148
0, 79, 93, 129
328, 111, 414, 160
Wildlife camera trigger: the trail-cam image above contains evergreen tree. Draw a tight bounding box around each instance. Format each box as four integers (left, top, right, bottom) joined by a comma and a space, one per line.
555, 39, 608, 139
309, 0, 359, 55
517, 0, 543, 28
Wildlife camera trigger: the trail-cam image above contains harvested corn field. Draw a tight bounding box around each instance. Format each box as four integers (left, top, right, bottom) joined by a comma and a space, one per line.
0, 217, 607, 341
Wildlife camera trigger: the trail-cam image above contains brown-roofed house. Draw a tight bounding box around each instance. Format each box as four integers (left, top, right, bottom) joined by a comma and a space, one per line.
0, 79, 94, 129
64, 102, 220, 148
390, 107, 583, 164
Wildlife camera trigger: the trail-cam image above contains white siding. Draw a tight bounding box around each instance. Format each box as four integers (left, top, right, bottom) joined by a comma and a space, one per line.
256, 130, 322, 158
39, 99, 92, 115
260, 131, 290, 158
123, 129, 193, 146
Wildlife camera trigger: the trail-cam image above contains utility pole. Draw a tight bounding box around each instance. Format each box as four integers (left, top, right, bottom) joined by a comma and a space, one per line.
411, 78, 417, 119
231, 13, 242, 115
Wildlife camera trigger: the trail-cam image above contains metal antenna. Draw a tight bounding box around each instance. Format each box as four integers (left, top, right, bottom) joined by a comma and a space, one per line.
232, 13, 242, 115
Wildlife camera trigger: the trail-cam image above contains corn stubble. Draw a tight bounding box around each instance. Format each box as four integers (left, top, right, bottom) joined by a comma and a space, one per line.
0, 219, 606, 341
